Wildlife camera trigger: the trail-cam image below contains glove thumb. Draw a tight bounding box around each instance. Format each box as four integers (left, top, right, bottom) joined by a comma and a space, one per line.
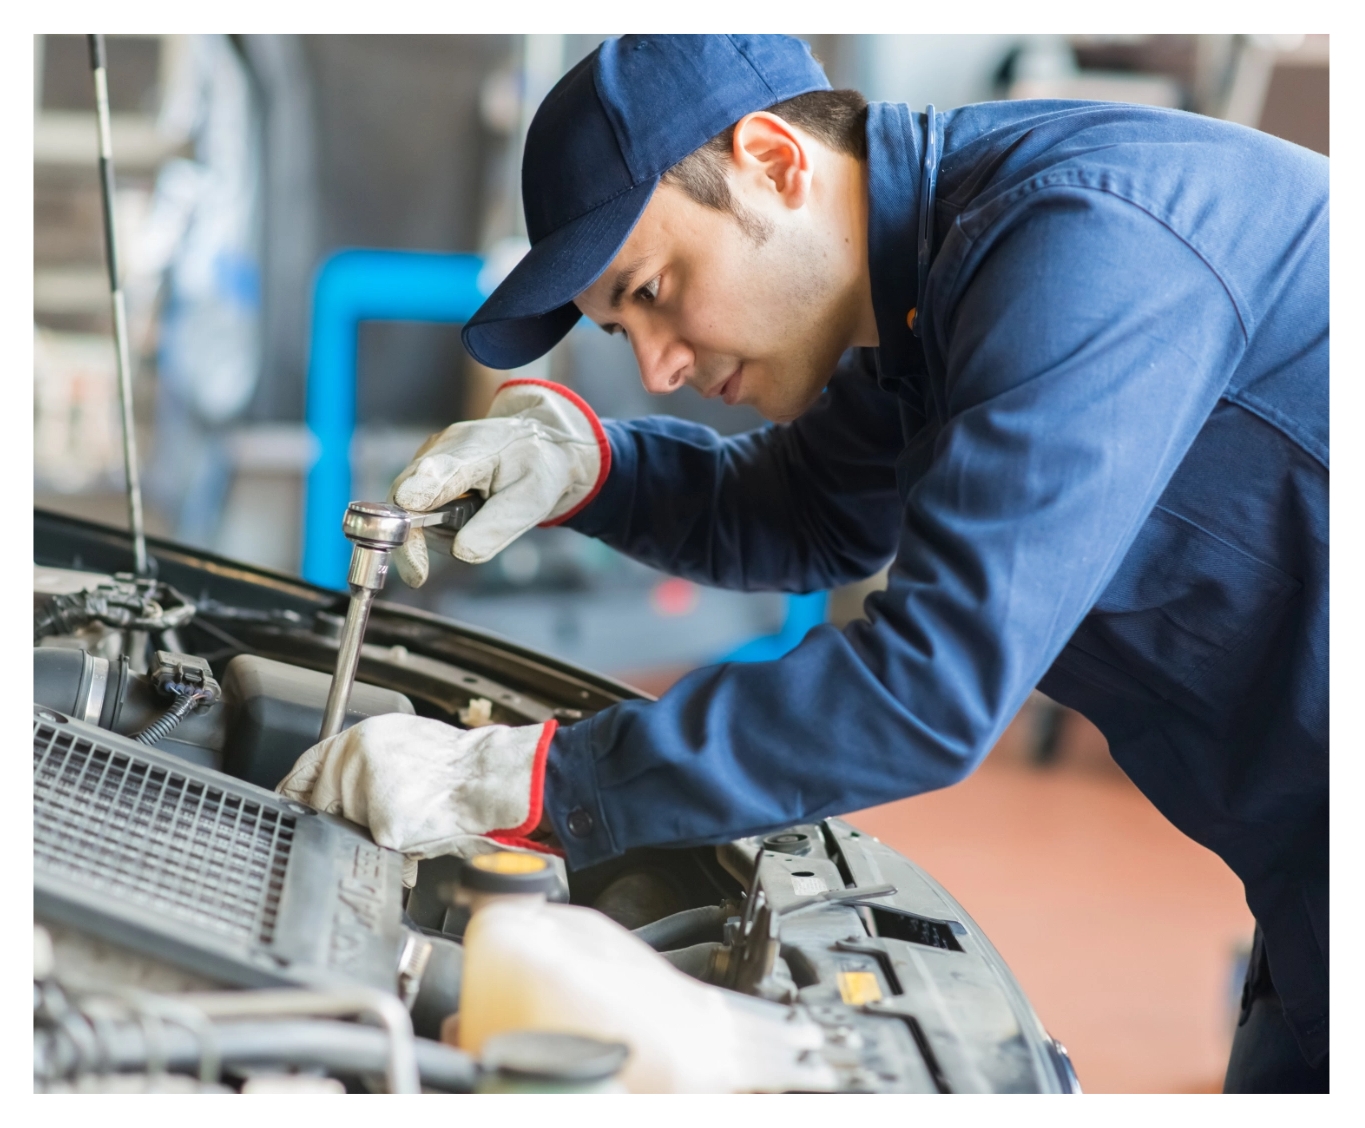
393, 528, 430, 588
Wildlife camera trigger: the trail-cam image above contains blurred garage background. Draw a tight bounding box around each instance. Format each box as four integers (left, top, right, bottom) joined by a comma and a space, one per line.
33, 32, 1328, 1093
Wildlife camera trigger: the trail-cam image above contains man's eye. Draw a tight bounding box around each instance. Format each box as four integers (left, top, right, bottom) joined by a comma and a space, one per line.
635, 277, 660, 304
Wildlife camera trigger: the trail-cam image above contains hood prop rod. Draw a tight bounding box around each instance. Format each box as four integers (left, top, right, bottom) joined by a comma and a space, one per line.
88, 34, 148, 578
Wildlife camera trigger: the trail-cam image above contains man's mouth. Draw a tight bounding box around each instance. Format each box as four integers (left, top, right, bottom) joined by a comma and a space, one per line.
709, 364, 743, 406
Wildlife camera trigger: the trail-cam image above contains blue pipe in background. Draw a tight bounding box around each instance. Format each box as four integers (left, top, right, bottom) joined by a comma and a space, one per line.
302, 249, 485, 589
721, 591, 829, 664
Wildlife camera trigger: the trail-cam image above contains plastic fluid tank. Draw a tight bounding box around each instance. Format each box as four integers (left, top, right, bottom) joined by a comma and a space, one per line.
456, 897, 834, 1093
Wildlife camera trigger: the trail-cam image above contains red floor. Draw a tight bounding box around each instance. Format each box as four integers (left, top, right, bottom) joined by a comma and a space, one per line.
621, 670, 1255, 1094
846, 708, 1255, 1094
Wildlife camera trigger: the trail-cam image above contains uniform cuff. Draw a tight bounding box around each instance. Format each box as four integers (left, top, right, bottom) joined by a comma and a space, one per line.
543, 715, 619, 869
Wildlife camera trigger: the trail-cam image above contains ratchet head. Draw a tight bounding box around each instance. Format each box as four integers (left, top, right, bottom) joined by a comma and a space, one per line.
340, 495, 484, 562
342, 501, 412, 551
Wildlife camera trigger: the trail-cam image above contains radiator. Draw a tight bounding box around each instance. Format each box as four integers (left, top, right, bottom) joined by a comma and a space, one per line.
34, 706, 404, 992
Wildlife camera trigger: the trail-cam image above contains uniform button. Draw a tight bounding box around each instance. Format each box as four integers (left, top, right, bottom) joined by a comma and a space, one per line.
566, 807, 595, 838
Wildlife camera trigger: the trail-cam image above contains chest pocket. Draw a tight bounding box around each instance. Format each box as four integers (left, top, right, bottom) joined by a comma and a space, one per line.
1067, 505, 1301, 709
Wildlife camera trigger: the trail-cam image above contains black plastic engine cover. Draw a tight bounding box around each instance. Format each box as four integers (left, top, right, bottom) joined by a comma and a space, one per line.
220, 654, 414, 789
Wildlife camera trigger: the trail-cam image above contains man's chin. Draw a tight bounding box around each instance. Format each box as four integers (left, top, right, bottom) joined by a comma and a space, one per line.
755, 387, 826, 424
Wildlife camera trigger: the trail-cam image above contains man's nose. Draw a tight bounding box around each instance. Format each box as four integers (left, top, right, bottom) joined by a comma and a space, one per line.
633, 331, 689, 396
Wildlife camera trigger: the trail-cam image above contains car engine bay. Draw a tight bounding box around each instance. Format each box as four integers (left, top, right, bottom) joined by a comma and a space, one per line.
33, 509, 1079, 1093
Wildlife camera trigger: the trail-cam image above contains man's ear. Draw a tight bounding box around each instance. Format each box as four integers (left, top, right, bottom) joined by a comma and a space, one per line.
731, 111, 812, 209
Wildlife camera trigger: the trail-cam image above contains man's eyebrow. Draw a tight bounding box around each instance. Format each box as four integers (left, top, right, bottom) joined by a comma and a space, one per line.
609, 257, 649, 309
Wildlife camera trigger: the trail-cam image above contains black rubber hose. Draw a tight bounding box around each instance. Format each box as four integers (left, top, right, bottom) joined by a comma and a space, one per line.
36, 1017, 477, 1092
32, 647, 89, 717
632, 903, 729, 951
657, 941, 725, 982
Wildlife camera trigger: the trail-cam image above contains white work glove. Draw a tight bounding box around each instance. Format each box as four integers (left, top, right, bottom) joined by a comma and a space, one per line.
389, 379, 610, 585
277, 714, 559, 885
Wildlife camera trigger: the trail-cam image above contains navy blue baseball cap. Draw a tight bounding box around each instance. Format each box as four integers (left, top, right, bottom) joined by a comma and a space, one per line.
461, 35, 831, 370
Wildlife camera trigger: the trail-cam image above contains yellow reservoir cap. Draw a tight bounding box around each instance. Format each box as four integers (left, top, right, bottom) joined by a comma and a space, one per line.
470, 851, 550, 876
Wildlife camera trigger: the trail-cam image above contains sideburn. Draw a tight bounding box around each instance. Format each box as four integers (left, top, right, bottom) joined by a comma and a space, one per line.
731, 201, 775, 246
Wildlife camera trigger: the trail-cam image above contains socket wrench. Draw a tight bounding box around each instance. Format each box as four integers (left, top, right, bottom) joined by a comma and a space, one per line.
317, 495, 482, 741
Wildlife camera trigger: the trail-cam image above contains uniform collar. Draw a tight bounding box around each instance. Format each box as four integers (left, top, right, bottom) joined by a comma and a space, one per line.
865, 101, 928, 384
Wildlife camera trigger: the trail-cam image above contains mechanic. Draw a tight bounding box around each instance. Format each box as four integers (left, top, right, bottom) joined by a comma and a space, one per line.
279, 35, 1328, 1092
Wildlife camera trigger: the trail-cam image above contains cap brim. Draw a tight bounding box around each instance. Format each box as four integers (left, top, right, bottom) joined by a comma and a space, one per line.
462, 177, 659, 369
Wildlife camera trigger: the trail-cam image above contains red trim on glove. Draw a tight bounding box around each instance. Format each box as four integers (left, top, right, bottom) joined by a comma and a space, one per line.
497, 378, 612, 526
489, 719, 557, 853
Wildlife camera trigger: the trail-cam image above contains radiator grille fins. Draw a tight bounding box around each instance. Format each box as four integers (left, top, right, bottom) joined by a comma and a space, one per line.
33, 720, 293, 946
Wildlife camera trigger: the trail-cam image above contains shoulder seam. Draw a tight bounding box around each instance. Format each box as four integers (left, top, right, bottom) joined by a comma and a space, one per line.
945, 174, 1251, 344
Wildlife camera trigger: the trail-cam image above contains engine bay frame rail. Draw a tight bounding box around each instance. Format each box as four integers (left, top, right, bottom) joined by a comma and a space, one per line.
35, 508, 645, 718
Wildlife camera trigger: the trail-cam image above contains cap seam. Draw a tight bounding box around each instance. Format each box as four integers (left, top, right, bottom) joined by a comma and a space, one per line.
726, 34, 781, 100
592, 53, 641, 186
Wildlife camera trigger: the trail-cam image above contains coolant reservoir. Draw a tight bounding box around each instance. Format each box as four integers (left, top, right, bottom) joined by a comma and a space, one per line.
454, 854, 834, 1094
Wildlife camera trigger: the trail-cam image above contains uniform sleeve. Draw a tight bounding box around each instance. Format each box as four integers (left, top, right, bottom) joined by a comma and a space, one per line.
546, 190, 1249, 867
562, 349, 905, 592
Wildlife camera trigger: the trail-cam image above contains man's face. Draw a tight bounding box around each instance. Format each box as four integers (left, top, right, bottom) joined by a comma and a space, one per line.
573, 181, 852, 424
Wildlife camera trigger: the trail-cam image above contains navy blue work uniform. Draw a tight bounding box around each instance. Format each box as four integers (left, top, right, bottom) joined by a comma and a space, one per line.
543, 100, 1330, 1070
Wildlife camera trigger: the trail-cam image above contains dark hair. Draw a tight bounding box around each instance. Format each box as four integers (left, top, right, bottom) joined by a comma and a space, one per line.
661, 89, 869, 240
